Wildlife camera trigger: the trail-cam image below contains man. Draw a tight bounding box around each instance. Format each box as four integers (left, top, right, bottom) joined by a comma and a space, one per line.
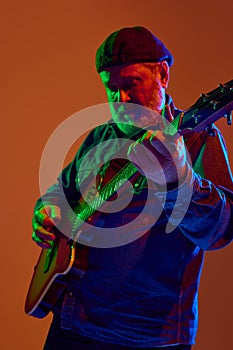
31, 27, 233, 349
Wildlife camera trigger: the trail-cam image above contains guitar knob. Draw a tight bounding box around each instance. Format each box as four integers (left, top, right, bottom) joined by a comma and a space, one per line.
201, 93, 208, 102
218, 83, 226, 93
210, 100, 220, 110
193, 114, 200, 124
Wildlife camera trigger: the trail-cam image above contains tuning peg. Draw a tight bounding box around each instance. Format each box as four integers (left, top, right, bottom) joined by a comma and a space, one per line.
210, 100, 220, 110
218, 83, 226, 92
207, 124, 216, 137
224, 112, 232, 125
220, 81, 233, 92
201, 93, 208, 102
193, 114, 200, 124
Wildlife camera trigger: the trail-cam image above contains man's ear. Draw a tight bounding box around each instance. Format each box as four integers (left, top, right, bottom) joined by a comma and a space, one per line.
159, 60, 170, 89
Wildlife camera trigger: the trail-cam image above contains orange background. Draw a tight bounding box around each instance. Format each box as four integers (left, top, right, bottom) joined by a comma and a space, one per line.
1, 1, 233, 349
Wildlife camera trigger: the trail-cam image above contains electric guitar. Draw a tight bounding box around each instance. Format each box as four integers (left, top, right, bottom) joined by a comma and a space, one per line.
25, 80, 233, 318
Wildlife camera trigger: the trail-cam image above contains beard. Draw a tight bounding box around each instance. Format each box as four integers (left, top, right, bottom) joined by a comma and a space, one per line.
112, 79, 165, 126
110, 90, 165, 135
110, 103, 164, 138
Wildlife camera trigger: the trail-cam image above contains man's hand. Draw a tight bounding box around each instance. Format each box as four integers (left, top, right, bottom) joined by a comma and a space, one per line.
128, 130, 187, 187
127, 100, 188, 187
32, 205, 61, 249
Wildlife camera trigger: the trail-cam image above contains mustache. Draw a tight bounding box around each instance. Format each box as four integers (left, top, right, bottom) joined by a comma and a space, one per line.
111, 102, 160, 116
110, 102, 163, 127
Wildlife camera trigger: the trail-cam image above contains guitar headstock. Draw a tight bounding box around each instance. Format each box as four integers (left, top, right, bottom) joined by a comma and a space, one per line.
178, 79, 233, 136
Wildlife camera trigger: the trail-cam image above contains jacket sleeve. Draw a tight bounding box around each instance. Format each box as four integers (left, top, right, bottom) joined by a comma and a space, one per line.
160, 127, 233, 250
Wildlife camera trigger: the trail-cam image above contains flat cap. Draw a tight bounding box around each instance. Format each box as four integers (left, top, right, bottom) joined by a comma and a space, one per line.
96, 26, 173, 73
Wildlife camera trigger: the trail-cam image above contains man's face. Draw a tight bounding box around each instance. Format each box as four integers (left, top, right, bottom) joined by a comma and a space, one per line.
100, 62, 169, 134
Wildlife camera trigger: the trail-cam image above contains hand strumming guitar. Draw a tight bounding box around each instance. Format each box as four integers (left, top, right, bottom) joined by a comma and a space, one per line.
127, 130, 188, 187
127, 103, 188, 187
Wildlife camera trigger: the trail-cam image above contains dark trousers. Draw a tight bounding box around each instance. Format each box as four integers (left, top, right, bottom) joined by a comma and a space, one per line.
43, 321, 192, 350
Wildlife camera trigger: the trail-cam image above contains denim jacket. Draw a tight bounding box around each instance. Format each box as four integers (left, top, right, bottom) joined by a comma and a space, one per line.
35, 121, 233, 347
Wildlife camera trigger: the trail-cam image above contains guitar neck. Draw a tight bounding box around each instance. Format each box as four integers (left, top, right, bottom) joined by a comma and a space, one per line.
71, 161, 138, 235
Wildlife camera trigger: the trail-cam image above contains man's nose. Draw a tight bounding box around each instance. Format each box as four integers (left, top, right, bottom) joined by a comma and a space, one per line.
119, 89, 131, 102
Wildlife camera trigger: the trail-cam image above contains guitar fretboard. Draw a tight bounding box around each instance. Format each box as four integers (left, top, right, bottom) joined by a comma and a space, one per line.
71, 161, 138, 239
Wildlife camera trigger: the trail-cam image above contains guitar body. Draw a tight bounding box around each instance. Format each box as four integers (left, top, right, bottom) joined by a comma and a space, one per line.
25, 234, 88, 318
